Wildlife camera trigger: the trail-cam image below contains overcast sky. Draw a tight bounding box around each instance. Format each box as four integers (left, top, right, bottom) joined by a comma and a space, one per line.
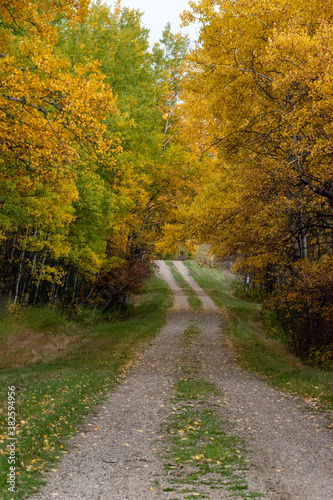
106, 0, 199, 47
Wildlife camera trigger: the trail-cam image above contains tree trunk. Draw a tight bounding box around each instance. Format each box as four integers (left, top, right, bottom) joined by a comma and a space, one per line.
14, 227, 30, 306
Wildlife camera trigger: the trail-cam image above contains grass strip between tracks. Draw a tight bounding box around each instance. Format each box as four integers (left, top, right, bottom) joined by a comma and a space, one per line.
161, 377, 262, 499
166, 261, 202, 310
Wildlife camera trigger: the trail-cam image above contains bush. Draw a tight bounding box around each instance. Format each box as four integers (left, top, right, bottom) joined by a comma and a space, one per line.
92, 257, 153, 314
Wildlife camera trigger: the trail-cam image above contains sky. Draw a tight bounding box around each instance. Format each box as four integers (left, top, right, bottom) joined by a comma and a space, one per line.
106, 0, 200, 47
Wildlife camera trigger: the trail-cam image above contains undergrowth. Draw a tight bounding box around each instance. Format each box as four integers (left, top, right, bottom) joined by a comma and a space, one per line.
184, 261, 333, 411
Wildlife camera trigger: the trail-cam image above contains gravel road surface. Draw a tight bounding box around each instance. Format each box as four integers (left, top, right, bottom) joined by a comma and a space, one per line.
29, 261, 333, 499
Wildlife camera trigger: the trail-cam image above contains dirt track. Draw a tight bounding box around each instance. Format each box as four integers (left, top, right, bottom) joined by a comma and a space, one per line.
30, 261, 333, 499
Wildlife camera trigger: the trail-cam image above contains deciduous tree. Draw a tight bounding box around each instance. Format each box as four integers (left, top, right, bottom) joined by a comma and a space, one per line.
179, 0, 333, 354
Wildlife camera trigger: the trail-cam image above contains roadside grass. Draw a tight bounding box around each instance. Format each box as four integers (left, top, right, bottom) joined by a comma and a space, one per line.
184, 261, 333, 411
0, 275, 171, 499
166, 261, 202, 310
162, 378, 261, 499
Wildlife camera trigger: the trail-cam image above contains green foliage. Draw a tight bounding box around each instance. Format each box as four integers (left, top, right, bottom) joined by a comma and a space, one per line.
0, 0, 193, 311
306, 345, 333, 370
261, 309, 289, 345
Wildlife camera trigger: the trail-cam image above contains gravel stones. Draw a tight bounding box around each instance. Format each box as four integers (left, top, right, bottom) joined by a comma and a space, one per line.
29, 261, 333, 499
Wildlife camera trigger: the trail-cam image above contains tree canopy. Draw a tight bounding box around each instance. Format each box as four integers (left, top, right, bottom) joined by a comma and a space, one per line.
0, 0, 194, 311
2, 0, 333, 359
176, 0, 333, 354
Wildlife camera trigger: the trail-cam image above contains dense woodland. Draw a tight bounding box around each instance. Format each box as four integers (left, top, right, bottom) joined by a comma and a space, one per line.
0, 0, 195, 312
175, 0, 333, 359
1, 0, 333, 360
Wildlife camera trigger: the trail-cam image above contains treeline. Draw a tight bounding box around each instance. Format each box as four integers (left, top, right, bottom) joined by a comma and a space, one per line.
4, 0, 332, 361
172, 0, 333, 359
0, 0, 195, 312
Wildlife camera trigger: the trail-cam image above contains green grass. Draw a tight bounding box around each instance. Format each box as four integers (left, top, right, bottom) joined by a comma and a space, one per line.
166, 261, 202, 310
184, 261, 333, 410
175, 378, 220, 399
0, 275, 171, 499
162, 378, 261, 499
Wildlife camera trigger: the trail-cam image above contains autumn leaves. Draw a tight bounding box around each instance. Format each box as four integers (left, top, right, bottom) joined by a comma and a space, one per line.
176, 0, 333, 356
1, 0, 333, 357
0, 0, 190, 309
0, 1, 121, 305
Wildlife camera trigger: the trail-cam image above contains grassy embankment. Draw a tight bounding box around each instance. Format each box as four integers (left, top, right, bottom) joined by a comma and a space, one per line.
185, 261, 333, 411
0, 275, 171, 499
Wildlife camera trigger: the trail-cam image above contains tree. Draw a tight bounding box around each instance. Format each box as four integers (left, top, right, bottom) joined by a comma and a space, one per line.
0, 0, 120, 306
178, 0, 333, 355
0, 0, 196, 311
58, 0, 194, 261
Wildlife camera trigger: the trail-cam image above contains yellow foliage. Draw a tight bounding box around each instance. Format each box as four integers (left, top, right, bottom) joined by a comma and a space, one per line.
177, 0, 333, 350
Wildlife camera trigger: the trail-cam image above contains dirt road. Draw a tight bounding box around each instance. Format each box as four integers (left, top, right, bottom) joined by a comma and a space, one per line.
30, 261, 333, 499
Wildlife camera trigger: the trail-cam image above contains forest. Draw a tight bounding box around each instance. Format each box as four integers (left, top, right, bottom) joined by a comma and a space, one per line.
1, 0, 333, 361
